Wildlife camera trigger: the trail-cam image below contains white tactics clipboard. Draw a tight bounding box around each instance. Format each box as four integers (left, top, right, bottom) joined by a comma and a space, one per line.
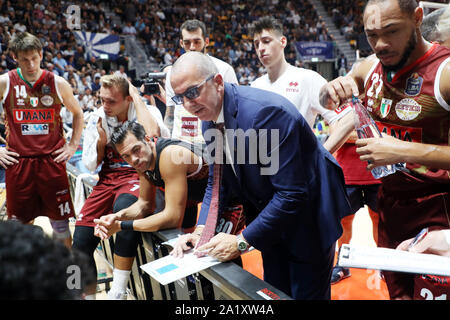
337, 244, 450, 277
140, 250, 221, 286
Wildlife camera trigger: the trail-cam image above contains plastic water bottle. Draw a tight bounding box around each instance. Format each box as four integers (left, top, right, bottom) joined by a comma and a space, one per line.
352, 95, 405, 179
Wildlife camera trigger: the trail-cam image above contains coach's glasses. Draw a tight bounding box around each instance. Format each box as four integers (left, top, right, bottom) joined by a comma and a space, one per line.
171, 74, 216, 105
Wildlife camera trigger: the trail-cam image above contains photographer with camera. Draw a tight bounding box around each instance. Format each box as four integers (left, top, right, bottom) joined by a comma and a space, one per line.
135, 69, 168, 120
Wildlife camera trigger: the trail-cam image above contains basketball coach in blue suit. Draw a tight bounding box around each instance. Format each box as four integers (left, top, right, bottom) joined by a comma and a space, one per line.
170, 52, 350, 300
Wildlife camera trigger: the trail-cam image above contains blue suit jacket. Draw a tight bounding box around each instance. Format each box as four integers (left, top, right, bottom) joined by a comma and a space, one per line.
199, 83, 350, 260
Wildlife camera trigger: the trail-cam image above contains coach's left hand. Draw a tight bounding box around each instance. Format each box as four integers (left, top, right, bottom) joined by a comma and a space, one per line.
196, 233, 241, 262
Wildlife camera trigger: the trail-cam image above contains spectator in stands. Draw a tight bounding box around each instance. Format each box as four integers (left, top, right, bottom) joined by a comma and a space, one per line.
52, 52, 68, 77
163, 49, 174, 65
337, 53, 348, 76
164, 19, 238, 145
72, 75, 168, 300
140, 25, 156, 57
78, 75, 91, 93
79, 88, 95, 113
91, 75, 101, 93
114, 65, 128, 79
135, 18, 146, 33
122, 21, 137, 37
0, 220, 94, 300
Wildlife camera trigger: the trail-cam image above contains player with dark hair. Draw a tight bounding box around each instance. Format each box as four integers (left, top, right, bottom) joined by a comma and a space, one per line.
93, 121, 232, 238
249, 16, 349, 129
0, 220, 93, 300
320, 0, 450, 299
164, 19, 238, 145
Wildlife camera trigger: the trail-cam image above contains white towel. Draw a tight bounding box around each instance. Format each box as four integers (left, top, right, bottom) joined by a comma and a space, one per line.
81, 102, 169, 174
74, 173, 95, 217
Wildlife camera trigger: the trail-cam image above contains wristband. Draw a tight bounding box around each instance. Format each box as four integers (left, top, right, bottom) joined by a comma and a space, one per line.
120, 220, 134, 231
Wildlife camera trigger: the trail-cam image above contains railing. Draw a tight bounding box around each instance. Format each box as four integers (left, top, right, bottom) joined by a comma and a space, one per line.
66, 163, 292, 300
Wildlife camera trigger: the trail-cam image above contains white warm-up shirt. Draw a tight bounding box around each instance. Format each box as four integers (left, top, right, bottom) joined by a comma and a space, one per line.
251, 64, 346, 127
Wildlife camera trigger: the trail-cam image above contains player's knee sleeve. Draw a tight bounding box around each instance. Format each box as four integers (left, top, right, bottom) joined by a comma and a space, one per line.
113, 193, 138, 213
72, 226, 100, 280
112, 194, 139, 257
49, 219, 71, 240
114, 229, 139, 258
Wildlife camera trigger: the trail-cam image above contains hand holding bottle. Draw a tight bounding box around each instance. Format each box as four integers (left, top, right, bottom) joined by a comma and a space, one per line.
352, 95, 405, 179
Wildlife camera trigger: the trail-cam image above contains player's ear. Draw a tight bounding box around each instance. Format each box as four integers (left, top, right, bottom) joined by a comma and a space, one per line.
213, 73, 223, 85
414, 7, 424, 28
280, 36, 287, 48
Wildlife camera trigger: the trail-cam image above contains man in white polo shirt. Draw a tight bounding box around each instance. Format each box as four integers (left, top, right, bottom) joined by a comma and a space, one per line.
249, 16, 349, 129
165, 19, 238, 144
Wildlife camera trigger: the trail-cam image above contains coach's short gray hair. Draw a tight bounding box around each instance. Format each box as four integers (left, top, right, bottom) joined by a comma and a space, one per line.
172, 52, 218, 78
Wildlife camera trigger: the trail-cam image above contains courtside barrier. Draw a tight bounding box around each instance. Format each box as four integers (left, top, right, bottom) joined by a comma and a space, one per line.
66, 162, 291, 300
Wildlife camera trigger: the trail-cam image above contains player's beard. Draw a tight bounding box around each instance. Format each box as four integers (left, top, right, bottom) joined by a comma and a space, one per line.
381, 30, 417, 72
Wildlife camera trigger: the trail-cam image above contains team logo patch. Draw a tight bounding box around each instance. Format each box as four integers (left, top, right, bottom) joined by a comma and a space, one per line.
42, 84, 51, 95
41, 95, 54, 107
21, 123, 49, 135
395, 98, 422, 121
380, 98, 393, 118
29, 97, 39, 108
405, 73, 423, 96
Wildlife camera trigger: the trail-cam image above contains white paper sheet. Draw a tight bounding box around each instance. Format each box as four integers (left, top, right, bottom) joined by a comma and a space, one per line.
140, 250, 221, 285
337, 244, 450, 277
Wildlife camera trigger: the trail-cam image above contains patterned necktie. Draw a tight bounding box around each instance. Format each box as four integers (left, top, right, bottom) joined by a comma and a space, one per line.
195, 123, 224, 257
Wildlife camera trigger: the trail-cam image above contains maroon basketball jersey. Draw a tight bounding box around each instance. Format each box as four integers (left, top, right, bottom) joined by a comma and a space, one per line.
363, 43, 450, 183
3, 69, 65, 156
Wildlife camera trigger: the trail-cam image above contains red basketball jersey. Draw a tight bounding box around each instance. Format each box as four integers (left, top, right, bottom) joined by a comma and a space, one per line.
363, 43, 450, 183
3, 69, 65, 156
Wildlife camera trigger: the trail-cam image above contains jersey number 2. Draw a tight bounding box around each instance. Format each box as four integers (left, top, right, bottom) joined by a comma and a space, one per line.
367, 73, 383, 99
